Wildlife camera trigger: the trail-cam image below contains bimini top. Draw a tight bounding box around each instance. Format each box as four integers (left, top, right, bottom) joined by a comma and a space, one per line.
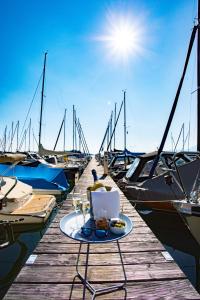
0, 153, 26, 163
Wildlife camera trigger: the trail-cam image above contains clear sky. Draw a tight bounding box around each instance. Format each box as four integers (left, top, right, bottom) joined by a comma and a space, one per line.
0, 0, 198, 153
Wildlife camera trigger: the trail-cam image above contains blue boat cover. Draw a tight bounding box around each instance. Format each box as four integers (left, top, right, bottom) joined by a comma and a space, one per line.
119, 149, 145, 157
0, 163, 69, 192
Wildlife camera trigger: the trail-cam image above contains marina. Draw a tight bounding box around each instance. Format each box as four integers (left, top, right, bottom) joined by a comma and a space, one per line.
3, 158, 200, 299
1, 0, 200, 299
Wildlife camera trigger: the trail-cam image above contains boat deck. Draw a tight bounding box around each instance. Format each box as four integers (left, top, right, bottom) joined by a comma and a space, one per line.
4, 158, 200, 299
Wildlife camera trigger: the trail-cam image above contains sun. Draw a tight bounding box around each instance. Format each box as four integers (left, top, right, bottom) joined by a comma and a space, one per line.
107, 22, 138, 56
95, 13, 146, 62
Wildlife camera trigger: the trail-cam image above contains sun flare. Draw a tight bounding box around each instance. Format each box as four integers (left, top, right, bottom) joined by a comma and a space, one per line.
107, 23, 138, 56
96, 13, 146, 62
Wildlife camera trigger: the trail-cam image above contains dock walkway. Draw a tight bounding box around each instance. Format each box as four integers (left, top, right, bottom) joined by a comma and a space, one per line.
4, 158, 200, 299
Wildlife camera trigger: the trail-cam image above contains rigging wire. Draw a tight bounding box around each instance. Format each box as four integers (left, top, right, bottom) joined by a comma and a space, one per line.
32, 129, 39, 148
19, 72, 43, 145
173, 123, 184, 152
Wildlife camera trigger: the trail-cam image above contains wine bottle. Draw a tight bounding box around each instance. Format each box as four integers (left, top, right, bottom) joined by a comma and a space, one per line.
89, 169, 106, 191
87, 169, 105, 219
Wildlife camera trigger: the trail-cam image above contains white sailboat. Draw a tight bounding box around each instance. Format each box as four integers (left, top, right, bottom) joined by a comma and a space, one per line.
0, 153, 56, 226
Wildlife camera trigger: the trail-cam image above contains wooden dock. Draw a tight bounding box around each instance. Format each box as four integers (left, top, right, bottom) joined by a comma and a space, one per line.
4, 158, 200, 299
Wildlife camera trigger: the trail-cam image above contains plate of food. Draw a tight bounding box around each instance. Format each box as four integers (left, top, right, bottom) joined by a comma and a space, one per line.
109, 218, 127, 235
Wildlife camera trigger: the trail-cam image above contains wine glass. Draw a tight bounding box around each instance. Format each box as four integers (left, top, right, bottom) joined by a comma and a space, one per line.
72, 195, 82, 229
81, 200, 90, 224
73, 197, 82, 213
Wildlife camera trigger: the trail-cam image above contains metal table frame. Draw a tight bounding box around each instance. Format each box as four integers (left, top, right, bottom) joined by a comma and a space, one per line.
70, 240, 127, 299
60, 212, 132, 299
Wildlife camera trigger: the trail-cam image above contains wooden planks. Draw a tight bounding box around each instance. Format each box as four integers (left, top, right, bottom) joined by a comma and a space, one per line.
4, 158, 200, 299
6, 280, 200, 300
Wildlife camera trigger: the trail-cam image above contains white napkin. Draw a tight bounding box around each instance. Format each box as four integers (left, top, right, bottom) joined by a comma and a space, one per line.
91, 189, 120, 220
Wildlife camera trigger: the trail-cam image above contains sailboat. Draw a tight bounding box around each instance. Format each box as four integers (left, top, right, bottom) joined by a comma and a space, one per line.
118, 2, 200, 249
0, 160, 69, 197
109, 148, 145, 181
0, 54, 70, 198
118, 150, 200, 211
36, 54, 89, 187
118, 2, 200, 213
0, 154, 56, 226
164, 2, 200, 247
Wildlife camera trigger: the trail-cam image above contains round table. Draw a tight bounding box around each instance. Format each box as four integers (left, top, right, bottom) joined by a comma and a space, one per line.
60, 212, 133, 299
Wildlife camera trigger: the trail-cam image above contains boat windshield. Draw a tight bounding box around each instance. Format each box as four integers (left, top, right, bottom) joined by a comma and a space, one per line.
140, 159, 155, 177
126, 157, 140, 178
114, 157, 127, 166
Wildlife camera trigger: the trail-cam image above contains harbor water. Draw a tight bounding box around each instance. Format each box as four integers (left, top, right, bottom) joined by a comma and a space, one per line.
136, 206, 200, 293
0, 208, 58, 299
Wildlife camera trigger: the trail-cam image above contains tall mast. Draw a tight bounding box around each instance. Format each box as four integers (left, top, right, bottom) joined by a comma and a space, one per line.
197, 0, 200, 150
28, 118, 31, 151
107, 120, 110, 149
110, 111, 113, 152
38, 52, 47, 150
63, 108, 66, 151
3, 126, 7, 152
16, 121, 19, 151
106, 99, 124, 151
53, 113, 65, 150
123, 90, 126, 151
73, 105, 74, 150
114, 102, 117, 150
74, 109, 77, 150
149, 25, 198, 177
11, 121, 13, 152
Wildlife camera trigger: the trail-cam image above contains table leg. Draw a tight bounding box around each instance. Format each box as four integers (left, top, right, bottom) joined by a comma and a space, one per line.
82, 243, 90, 299
74, 241, 127, 299
76, 242, 82, 274
116, 240, 127, 286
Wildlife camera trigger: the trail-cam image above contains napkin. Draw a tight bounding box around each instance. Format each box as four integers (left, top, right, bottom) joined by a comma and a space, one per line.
91, 189, 120, 220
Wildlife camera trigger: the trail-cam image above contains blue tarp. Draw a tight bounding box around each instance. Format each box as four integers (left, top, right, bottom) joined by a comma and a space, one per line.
0, 163, 69, 192
118, 149, 145, 157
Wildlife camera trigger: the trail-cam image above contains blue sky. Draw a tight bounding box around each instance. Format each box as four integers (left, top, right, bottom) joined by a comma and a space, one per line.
0, 0, 198, 153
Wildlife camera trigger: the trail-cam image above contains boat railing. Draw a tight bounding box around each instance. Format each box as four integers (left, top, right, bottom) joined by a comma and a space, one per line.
0, 177, 18, 209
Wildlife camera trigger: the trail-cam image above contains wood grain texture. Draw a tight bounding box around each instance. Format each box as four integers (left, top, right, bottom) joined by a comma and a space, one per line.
4, 158, 200, 299
14, 263, 185, 283
4, 281, 200, 300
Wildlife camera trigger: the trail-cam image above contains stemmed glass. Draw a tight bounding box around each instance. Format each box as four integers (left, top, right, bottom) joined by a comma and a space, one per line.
81, 200, 90, 224
72, 193, 82, 230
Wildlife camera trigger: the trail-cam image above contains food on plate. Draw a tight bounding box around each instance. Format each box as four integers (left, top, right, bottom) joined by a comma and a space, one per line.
95, 217, 109, 230
109, 218, 126, 235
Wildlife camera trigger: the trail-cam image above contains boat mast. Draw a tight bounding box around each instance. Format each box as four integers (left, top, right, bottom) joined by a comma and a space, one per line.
38, 52, 47, 151
28, 118, 31, 151
123, 90, 126, 151
149, 24, 198, 178
74, 109, 77, 151
11, 121, 13, 152
16, 121, 19, 151
63, 108, 66, 151
53, 111, 65, 150
114, 102, 117, 150
197, 0, 200, 150
110, 111, 113, 152
3, 126, 7, 152
73, 105, 75, 150
106, 99, 124, 151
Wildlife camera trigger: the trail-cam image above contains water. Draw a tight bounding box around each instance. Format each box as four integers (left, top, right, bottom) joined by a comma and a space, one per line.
136, 206, 200, 293
0, 208, 58, 299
